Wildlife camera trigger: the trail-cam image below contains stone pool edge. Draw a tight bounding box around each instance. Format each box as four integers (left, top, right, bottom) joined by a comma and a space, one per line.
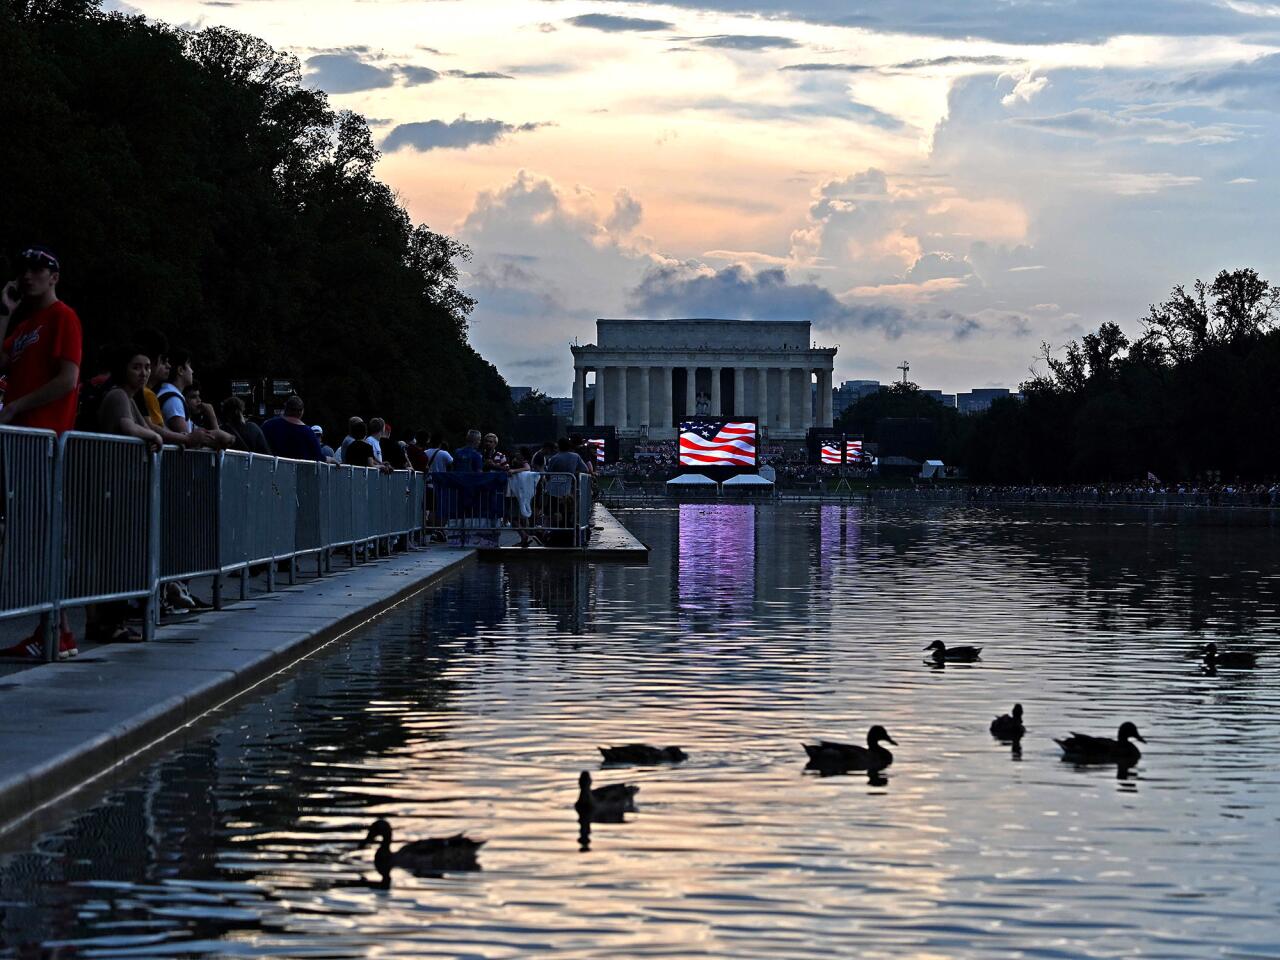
0, 548, 477, 841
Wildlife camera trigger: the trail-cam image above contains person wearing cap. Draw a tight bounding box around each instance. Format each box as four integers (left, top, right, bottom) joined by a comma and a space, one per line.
310, 423, 335, 461
0, 246, 80, 660
0, 246, 81, 433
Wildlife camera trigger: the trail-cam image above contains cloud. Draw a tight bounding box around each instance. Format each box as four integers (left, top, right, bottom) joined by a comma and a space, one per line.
605, 189, 643, 233
567, 13, 674, 31
1228, 177, 1258, 184
906, 252, 973, 282
1013, 108, 1241, 144
1001, 71, 1048, 106
303, 53, 396, 93
444, 70, 513, 80
628, 262, 909, 336
382, 117, 549, 152
1170, 52, 1280, 111
398, 65, 440, 85
1104, 172, 1201, 195
894, 54, 1024, 69
689, 34, 800, 50
780, 62, 874, 73
579, 0, 1268, 44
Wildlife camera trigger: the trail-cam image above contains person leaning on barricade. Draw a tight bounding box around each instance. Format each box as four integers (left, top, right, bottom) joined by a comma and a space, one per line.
156, 348, 233, 449
85, 344, 165, 644
0, 245, 81, 660
221, 396, 271, 454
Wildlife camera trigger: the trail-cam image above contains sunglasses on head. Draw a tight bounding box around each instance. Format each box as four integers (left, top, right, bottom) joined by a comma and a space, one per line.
20, 249, 59, 271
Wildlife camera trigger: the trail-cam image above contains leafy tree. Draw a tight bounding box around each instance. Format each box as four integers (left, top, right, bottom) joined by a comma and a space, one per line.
0, 0, 512, 439
514, 389, 554, 416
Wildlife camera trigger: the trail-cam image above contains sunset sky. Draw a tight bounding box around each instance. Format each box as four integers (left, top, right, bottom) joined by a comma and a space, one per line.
117, 0, 1280, 396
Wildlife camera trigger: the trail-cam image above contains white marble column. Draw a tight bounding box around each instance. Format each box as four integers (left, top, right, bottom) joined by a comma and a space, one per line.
734, 366, 745, 418
573, 366, 586, 425
662, 366, 674, 429
617, 365, 629, 429
585, 369, 594, 426
801, 369, 813, 432
779, 368, 792, 432
640, 366, 651, 429
757, 366, 769, 428
710, 367, 721, 415
685, 366, 698, 417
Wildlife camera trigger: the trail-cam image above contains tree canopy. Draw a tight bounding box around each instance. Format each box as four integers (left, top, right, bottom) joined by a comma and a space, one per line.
0, 0, 512, 436
963, 268, 1280, 482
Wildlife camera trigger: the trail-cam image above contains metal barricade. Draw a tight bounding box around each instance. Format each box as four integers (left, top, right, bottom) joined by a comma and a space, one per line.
425, 471, 587, 548
2, 422, 435, 661
0, 426, 57, 622
57, 431, 159, 639
158, 446, 219, 584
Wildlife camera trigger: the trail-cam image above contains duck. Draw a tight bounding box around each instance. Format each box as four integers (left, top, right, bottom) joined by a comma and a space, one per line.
575, 771, 639, 822
1055, 721, 1145, 766
803, 725, 897, 772
990, 703, 1025, 740
924, 640, 982, 663
362, 818, 484, 877
1201, 642, 1257, 669
599, 744, 688, 765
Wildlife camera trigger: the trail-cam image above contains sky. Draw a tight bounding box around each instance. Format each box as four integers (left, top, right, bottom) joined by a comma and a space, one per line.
118, 0, 1280, 396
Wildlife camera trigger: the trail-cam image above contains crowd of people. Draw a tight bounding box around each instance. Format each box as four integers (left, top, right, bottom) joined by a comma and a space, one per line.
0, 244, 600, 662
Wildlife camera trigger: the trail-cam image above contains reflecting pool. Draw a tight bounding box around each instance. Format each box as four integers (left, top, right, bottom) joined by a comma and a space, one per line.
3, 503, 1280, 958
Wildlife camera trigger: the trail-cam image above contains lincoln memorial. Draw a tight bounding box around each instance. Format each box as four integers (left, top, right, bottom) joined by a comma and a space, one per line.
570, 318, 837, 440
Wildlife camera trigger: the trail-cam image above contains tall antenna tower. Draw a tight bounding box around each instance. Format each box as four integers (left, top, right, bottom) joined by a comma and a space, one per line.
897, 360, 910, 385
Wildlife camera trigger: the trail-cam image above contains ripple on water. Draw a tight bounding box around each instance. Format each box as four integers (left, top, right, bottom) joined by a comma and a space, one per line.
2, 503, 1280, 958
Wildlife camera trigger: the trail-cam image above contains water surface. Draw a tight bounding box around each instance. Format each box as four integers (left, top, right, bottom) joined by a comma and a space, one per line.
2, 503, 1279, 958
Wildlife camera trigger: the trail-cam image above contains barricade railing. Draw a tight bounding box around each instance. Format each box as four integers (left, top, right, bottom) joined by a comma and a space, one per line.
426, 471, 592, 548
0, 426, 436, 662
0, 426, 57, 624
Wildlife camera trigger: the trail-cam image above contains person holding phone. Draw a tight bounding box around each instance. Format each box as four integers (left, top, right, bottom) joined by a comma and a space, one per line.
0, 246, 81, 660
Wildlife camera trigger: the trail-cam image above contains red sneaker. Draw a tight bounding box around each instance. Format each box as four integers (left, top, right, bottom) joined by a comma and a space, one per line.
0, 635, 44, 661
0, 628, 76, 661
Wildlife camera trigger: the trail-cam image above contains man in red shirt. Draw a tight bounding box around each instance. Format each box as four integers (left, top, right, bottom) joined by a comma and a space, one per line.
0, 246, 82, 660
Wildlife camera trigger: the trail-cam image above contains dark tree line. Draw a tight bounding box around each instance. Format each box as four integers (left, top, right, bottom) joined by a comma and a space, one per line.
966, 268, 1280, 482
0, 0, 513, 436
835, 268, 1280, 483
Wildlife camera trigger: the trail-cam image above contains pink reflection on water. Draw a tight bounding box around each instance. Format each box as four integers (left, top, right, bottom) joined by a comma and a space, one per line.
677, 503, 755, 614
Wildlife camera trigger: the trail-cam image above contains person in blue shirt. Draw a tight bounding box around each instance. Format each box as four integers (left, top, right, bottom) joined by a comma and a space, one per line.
452, 428, 484, 472
261, 394, 326, 461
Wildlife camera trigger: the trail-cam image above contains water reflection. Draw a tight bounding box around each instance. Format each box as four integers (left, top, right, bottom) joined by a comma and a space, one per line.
2, 503, 1280, 958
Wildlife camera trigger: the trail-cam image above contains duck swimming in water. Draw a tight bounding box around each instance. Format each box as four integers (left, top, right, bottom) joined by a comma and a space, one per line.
803, 725, 897, 772
1201, 643, 1257, 669
1055, 721, 1145, 766
599, 744, 688, 765
925, 640, 982, 663
362, 818, 484, 877
575, 771, 639, 822
990, 703, 1025, 740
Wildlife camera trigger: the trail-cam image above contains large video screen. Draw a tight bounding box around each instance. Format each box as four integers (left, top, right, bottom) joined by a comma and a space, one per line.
846, 439, 867, 463
586, 438, 606, 464
820, 442, 842, 464
679, 418, 758, 468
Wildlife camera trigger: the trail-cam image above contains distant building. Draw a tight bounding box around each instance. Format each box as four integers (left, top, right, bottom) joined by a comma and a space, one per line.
956, 387, 1015, 415
921, 389, 957, 408
509, 386, 535, 404
833, 379, 881, 417
549, 396, 574, 420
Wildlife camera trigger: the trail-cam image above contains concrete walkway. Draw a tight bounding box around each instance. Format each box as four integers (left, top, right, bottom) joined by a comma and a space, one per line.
0, 547, 475, 837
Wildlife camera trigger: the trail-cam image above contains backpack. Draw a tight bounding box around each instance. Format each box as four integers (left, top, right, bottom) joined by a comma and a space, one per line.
75, 374, 111, 432
154, 382, 189, 428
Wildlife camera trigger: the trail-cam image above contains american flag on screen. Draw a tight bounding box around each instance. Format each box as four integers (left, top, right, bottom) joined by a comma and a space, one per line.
587, 438, 605, 463
821, 443, 842, 464
680, 419, 757, 467
846, 439, 865, 462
